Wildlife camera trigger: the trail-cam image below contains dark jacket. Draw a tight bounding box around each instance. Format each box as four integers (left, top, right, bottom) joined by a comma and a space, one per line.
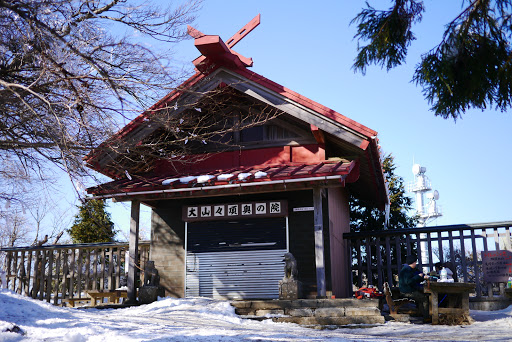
399, 264, 424, 293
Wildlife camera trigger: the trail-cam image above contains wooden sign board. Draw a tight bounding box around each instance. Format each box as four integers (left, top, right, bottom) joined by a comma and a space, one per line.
183, 200, 287, 222
481, 250, 512, 283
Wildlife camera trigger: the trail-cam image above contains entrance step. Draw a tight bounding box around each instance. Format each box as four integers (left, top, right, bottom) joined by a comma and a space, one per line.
231, 298, 385, 326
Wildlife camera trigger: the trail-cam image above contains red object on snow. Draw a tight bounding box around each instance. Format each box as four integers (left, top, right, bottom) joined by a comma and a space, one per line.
355, 287, 383, 299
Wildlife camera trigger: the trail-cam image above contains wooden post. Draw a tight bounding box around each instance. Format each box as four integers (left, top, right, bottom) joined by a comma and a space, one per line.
54, 250, 61, 305
46, 250, 54, 302
84, 249, 90, 291
26, 251, 33, 296
61, 250, 69, 299
77, 249, 83, 297
115, 247, 122, 290
93, 248, 99, 290
127, 200, 140, 303
313, 187, 326, 298
12, 251, 18, 292
6, 251, 12, 290
108, 248, 114, 290
20, 251, 26, 295
69, 249, 76, 298
38, 251, 45, 300
99, 249, 106, 290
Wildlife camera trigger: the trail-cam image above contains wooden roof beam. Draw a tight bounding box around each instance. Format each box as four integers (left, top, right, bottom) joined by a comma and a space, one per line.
310, 124, 325, 144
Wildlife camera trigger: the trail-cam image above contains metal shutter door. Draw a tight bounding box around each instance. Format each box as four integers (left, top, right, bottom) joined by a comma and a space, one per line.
186, 249, 286, 299
186, 218, 287, 299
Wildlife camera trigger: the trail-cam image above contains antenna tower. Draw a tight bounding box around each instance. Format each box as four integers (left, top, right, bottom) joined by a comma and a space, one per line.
409, 164, 442, 269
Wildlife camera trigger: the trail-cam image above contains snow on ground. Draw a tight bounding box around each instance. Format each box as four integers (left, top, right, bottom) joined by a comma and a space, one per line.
1, 289, 512, 342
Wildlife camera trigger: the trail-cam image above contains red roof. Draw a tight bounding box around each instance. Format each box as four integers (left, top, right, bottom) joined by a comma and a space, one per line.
88, 160, 358, 198
84, 17, 388, 208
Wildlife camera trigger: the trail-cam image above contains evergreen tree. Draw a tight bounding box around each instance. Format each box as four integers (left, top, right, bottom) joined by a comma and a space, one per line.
350, 154, 418, 286
352, 1, 512, 119
350, 154, 418, 232
68, 199, 116, 243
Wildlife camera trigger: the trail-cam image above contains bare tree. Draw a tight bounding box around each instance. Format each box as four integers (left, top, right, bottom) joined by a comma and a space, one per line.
1, 0, 282, 198
0, 210, 31, 248
90, 86, 284, 179
0, 0, 202, 202
28, 196, 70, 245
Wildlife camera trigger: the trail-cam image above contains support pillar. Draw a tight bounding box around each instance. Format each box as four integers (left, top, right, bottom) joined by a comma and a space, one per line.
328, 187, 350, 298
313, 187, 326, 298
127, 200, 140, 303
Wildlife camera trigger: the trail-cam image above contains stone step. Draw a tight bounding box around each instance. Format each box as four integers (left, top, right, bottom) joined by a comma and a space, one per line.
231, 298, 385, 326
272, 315, 385, 325
231, 298, 379, 312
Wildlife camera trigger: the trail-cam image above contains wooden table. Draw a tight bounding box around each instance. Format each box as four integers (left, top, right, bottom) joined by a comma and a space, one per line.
423, 282, 476, 325
86, 290, 128, 306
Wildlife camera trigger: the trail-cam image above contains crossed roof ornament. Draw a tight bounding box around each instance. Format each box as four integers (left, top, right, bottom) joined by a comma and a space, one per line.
187, 14, 261, 72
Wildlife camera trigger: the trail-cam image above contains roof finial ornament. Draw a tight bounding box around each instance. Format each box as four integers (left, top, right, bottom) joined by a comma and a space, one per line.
187, 14, 261, 72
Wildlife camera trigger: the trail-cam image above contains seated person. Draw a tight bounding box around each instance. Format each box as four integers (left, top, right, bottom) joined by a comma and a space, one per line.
429, 262, 443, 280
443, 262, 458, 282
399, 255, 430, 322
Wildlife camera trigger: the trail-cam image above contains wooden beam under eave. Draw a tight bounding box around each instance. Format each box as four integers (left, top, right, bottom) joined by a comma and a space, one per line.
127, 200, 140, 303
313, 187, 327, 298
310, 124, 325, 144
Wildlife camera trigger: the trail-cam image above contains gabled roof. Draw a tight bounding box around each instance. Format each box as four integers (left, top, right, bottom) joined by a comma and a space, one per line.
85, 16, 388, 208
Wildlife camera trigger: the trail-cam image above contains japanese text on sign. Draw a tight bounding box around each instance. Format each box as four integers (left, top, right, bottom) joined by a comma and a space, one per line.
481, 250, 512, 283
183, 201, 287, 221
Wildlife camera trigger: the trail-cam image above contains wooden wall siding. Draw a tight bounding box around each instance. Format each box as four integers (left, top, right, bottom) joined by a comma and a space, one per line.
1, 242, 150, 304
281, 191, 318, 295
343, 221, 512, 299
328, 187, 350, 298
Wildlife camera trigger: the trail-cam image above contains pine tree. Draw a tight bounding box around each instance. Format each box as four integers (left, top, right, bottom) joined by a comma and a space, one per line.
68, 200, 116, 243
352, 1, 512, 119
350, 154, 417, 232
349, 154, 418, 286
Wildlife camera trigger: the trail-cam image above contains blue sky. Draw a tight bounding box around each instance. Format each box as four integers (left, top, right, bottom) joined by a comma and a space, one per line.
101, 0, 512, 237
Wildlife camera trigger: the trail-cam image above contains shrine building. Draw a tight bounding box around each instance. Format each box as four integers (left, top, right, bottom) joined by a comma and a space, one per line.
85, 15, 388, 300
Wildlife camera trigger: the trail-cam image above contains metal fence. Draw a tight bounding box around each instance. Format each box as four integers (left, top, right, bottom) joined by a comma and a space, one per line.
343, 221, 512, 299
0, 241, 150, 305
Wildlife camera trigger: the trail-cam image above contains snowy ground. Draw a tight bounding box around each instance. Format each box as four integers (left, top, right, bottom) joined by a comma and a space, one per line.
1, 290, 512, 342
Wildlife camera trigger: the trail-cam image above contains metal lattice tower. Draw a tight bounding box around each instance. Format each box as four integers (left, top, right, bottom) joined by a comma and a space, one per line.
409, 164, 443, 269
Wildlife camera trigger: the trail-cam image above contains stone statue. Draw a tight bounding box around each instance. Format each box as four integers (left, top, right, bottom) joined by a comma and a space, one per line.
279, 252, 301, 299
283, 252, 298, 280
143, 260, 160, 287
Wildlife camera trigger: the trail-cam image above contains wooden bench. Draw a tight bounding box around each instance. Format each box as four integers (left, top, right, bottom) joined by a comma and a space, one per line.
86, 290, 128, 306
61, 298, 92, 307
383, 282, 416, 315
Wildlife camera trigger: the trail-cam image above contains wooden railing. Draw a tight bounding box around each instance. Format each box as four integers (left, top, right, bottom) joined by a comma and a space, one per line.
343, 221, 512, 299
0, 241, 150, 305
